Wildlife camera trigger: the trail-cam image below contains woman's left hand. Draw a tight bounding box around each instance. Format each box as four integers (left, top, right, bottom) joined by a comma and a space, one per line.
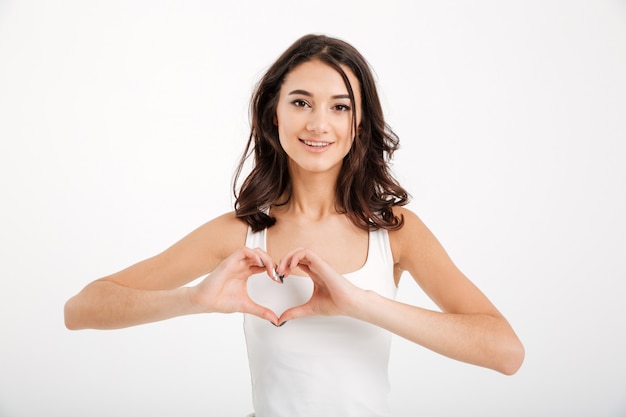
275, 247, 364, 324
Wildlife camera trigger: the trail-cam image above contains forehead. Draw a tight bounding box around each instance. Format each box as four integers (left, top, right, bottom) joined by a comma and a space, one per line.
281, 59, 361, 97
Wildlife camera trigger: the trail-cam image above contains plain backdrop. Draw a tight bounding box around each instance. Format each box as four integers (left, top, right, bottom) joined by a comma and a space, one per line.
1, 1, 625, 416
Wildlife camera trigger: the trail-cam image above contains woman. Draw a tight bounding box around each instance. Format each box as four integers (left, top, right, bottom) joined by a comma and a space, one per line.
65, 34, 524, 416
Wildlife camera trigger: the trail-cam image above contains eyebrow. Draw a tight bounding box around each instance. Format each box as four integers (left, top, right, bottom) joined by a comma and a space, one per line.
288, 89, 351, 100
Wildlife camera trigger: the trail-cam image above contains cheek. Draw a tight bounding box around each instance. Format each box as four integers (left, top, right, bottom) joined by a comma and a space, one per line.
276, 111, 305, 143
339, 119, 355, 141
276, 121, 293, 150
275, 107, 293, 133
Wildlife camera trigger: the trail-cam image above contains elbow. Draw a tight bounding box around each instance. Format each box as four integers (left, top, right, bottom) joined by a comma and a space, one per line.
497, 339, 525, 376
64, 297, 82, 330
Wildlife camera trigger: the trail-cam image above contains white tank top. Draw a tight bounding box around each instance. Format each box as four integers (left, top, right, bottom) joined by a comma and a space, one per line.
244, 226, 398, 417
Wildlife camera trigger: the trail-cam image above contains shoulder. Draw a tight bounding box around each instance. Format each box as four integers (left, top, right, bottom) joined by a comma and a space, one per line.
208, 211, 248, 231
159, 211, 249, 272
168, 211, 250, 273
388, 206, 445, 274
389, 205, 429, 243
189, 211, 249, 258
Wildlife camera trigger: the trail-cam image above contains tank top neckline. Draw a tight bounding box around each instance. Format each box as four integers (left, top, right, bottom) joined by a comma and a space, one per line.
255, 226, 374, 278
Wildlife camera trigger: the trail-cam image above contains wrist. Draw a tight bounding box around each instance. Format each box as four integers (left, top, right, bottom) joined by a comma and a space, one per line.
184, 285, 210, 315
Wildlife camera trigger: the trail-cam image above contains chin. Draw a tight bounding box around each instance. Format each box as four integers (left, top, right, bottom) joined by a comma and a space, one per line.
290, 160, 341, 175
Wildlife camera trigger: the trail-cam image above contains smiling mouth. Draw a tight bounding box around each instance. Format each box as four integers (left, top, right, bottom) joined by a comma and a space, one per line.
300, 139, 331, 148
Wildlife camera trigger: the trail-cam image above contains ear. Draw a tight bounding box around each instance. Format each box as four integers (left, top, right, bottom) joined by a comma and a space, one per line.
273, 114, 278, 126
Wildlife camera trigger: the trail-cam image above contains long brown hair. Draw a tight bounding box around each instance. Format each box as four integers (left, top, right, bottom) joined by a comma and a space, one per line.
233, 34, 409, 232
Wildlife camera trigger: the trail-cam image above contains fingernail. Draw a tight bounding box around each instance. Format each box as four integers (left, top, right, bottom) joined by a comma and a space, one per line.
273, 267, 284, 283
278, 321, 287, 327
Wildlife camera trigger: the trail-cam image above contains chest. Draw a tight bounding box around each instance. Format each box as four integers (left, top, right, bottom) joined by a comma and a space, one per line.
266, 219, 369, 275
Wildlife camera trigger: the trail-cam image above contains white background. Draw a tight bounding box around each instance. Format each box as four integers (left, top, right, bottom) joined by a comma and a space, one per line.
1, 1, 625, 416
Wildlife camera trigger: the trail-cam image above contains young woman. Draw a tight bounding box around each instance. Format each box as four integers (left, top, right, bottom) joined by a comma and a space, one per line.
65, 34, 524, 416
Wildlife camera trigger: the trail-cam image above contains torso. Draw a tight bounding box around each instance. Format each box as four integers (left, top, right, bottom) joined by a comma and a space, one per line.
243, 219, 398, 417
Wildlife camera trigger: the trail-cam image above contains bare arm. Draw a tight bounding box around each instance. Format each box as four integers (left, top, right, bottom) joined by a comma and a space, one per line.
64, 280, 197, 330
361, 207, 524, 374
277, 207, 524, 375
64, 212, 280, 330
355, 291, 523, 375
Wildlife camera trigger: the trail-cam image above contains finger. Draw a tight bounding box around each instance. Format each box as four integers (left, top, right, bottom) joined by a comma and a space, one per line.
245, 247, 280, 282
243, 246, 269, 267
276, 247, 308, 278
278, 302, 314, 324
243, 299, 280, 325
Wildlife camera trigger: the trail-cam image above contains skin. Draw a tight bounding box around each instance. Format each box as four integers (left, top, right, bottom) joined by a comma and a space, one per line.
64, 59, 524, 375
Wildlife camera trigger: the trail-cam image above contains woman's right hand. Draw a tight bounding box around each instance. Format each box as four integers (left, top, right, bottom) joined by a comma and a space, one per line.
191, 247, 281, 325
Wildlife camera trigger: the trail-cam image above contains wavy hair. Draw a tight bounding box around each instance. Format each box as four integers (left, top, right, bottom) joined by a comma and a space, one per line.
233, 34, 409, 232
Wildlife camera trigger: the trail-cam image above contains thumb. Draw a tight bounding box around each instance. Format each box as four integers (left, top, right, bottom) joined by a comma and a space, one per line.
278, 302, 314, 325
244, 301, 279, 326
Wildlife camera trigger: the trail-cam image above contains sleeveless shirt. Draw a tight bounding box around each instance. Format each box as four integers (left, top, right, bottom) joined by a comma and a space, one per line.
243, 226, 398, 417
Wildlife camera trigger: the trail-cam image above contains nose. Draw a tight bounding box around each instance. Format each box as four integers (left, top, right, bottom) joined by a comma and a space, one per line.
305, 108, 329, 134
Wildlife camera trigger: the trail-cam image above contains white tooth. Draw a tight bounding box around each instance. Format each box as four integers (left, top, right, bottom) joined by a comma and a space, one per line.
305, 140, 327, 147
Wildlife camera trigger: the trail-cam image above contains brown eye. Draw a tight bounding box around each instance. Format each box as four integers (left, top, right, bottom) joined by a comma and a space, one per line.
292, 99, 309, 108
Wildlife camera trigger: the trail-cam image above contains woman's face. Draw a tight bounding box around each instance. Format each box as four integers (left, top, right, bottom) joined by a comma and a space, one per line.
275, 59, 361, 176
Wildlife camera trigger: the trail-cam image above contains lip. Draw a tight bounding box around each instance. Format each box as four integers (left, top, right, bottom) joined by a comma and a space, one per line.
299, 138, 333, 153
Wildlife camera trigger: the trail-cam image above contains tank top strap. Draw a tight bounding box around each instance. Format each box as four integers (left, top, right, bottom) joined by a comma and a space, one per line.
368, 227, 394, 269
245, 226, 266, 249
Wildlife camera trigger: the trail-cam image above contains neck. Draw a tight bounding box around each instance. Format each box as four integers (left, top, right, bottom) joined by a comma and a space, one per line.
284, 166, 340, 220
